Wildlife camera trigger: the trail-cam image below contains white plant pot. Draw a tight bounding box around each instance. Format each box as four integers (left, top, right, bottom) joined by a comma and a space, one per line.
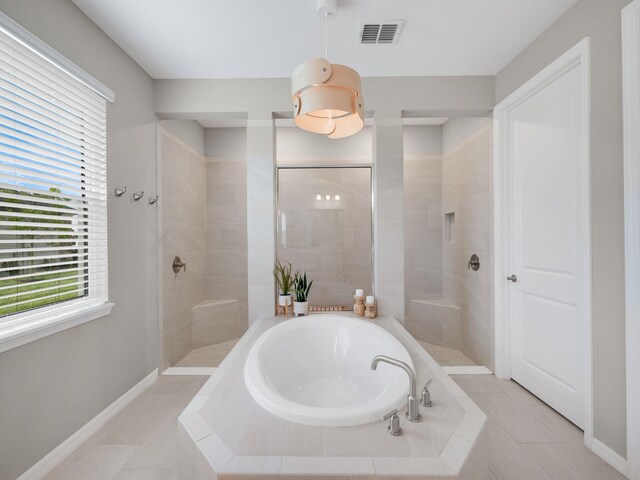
293, 301, 309, 316
278, 294, 292, 306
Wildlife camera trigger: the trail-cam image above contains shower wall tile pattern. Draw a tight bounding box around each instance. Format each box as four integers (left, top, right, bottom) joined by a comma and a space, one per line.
277, 168, 372, 308
160, 130, 207, 369
442, 123, 493, 368
404, 154, 444, 306
205, 156, 248, 331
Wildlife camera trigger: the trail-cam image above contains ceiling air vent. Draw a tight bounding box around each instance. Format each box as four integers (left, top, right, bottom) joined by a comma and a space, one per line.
359, 21, 404, 45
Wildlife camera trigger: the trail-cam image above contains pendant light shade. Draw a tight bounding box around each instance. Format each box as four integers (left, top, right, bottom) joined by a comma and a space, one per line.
291, 58, 364, 139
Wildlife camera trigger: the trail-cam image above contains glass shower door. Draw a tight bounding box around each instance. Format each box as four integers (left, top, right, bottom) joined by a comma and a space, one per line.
276, 167, 373, 309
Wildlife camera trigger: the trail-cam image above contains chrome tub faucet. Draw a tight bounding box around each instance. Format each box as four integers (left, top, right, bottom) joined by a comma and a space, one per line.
371, 355, 422, 422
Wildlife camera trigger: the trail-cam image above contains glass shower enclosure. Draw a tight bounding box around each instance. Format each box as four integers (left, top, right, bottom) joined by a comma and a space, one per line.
276, 166, 373, 309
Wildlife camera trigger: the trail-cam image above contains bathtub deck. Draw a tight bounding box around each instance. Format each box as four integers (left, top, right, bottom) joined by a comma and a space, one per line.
177, 315, 488, 479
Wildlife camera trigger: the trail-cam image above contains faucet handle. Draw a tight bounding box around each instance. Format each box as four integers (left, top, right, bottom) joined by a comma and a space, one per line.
383, 409, 398, 421
383, 409, 402, 436
420, 379, 433, 407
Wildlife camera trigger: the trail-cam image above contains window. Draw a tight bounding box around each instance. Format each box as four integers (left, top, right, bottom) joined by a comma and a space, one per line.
0, 15, 113, 351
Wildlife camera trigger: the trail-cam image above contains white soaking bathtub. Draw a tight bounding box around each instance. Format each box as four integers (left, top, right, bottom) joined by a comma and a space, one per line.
243, 315, 413, 427
179, 315, 489, 479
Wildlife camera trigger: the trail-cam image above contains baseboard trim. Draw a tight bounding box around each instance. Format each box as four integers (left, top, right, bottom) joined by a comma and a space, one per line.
591, 437, 628, 477
17, 368, 158, 480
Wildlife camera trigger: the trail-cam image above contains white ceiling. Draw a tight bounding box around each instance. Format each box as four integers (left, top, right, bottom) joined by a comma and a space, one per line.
72, 0, 578, 79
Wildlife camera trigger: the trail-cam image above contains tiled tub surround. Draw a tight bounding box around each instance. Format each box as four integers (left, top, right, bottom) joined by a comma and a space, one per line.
178, 315, 488, 479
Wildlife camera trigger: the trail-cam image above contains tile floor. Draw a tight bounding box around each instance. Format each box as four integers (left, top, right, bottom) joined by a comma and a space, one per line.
40, 372, 626, 480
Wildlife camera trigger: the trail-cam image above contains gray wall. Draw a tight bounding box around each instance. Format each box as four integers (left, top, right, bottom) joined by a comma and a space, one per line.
403, 125, 443, 156
154, 77, 495, 118
442, 117, 493, 154
495, 0, 631, 456
159, 120, 205, 155
276, 126, 372, 163
205, 127, 247, 157
0, 1, 158, 478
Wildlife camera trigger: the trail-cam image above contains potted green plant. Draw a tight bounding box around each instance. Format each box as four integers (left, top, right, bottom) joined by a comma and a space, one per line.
293, 271, 313, 316
273, 259, 294, 310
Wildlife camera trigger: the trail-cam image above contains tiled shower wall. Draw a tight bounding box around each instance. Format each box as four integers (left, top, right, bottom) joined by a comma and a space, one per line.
404, 154, 443, 305
403, 121, 492, 368
403, 126, 444, 311
204, 128, 249, 333
204, 157, 248, 330
442, 118, 493, 368
276, 167, 373, 307
160, 129, 206, 369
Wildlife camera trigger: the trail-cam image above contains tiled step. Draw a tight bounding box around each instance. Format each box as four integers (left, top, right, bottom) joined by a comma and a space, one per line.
406, 298, 462, 351
192, 299, 239, 348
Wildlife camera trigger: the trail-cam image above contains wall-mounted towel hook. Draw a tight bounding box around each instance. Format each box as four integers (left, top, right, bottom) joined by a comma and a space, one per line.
133, 191, 144, 201
114, 186, 127, 197
148, 195, 159, 205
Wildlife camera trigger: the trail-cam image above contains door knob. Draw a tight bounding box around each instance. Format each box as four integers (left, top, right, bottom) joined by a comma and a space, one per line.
507, 274, 517, 282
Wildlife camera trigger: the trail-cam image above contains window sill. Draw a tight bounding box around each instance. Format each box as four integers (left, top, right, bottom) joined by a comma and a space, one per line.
0, 300, 114, 355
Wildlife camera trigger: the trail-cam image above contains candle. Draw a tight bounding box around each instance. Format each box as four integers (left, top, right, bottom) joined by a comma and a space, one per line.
355, 289, 364, 297
366, 295, 375, 304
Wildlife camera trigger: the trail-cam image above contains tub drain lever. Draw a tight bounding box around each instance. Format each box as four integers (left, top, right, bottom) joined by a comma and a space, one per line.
383, 409, 402, 436
420, 379, 434, 407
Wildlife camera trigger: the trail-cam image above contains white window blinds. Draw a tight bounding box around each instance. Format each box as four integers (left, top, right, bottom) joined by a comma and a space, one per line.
0, 27, 108, 322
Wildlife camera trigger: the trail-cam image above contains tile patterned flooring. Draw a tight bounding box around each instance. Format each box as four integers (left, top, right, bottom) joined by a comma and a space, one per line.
41, 374, 626, 479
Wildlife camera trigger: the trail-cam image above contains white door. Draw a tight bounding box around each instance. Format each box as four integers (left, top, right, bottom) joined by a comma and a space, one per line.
506, 61, 589, 428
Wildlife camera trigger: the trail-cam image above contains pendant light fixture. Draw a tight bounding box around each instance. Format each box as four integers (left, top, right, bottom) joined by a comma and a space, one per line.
291, 0, 364, 139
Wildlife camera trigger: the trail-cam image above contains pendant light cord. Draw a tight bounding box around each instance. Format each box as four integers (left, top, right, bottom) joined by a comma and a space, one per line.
325, 11, 329, 60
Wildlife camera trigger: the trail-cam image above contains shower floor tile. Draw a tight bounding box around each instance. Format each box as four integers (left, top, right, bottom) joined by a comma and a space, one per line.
418, 341, 477, 367
175, 339, 240, 368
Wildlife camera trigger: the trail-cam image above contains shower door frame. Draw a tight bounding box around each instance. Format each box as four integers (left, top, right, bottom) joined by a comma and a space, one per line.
274, 164, 376, 308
